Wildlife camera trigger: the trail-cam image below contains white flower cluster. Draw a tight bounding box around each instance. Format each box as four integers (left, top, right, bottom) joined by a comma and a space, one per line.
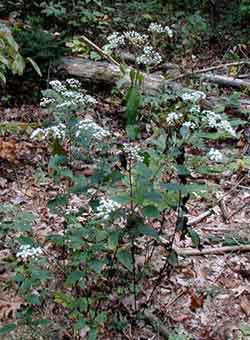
31, 123, 66, 140
45, 80, 97, 110
189, 105, 201, 114
207, 148, 224, 163
76, 118, 110, 140
123, 31, 148, 46
181, 91, 206, 103
123, 143, 144, 162
182, 121, 196, 129
103, 32, 125, 52
148, 23, 173, 37
96, 197, 121, 220
40, 97, 56, 107
166, 111, 183, 125
66, 78, 81, 89
49, 80, 67, 93
203, 111, 236, 137
17, 244, 43, 261
136, 46, 162, 66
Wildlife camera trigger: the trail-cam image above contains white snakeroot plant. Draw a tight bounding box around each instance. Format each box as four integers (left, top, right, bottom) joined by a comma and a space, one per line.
31, 123, 66, 141
203, 111, 236, 137
103, 32, 125, 53
166, 112, 183, 125
123, 143, 144, 163
148, 23, 173, 38
17, 244, 43, 261
76, 118, 110, 141
136, 46, 162, 66
182, 121, 196, 129
123, 31, 149, 46
207, 148, 224, 163
189, 105, 201, 114
181, 91, 206, 103
96, 197, 121, 220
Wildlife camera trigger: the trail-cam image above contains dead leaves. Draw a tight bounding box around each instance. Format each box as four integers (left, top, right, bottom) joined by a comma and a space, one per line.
0, 296, 24, 321
0, 138, 33, 164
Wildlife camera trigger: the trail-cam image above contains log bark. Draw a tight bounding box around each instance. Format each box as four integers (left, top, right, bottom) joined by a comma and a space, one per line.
199, 74, 250, 90
60, 57, 250, 111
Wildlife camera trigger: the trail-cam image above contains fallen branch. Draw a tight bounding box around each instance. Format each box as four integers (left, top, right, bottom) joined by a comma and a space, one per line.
199, 74, 250, 90
79, 34, 120, 67
168, 61, 250, 82
174, 244, 250, 256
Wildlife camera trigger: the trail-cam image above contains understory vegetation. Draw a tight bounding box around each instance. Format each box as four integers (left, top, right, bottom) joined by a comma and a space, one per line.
0, 1, 250, 339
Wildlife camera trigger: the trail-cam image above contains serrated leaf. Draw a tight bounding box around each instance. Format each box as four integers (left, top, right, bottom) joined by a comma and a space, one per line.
117, 248, 133, 271
143, 205, 160, 217
66, 271, 83, 286
135, 223, 159, 240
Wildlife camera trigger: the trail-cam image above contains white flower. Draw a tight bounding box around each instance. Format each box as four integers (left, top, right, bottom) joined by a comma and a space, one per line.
30, 128, 46, 140
17, 244, 43, 261
203, 111, 236, 137
66, 78, 81, 89
96, 197, 121, 220
123, 143, 143, 162
189, 105, 200, 114
148, 23, 173, 37
181, 91, 206, 103
40, 97, 56, 107
207, 148, 224, 163
136, 46, 162, 66
182, 121, 196, 129
103, 32, 125, 52
49, 80, 67, 93
123, 31, 148, 46
31, 124, 66, 141
76, 118, 110, 140
166, 112, 183, 125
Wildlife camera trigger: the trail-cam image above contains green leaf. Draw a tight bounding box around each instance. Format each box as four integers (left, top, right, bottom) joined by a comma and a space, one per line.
0, 323, 16, 335
13, 212, 34, 232
188, 230, 200, 247
126, 86, 141, 125
74, 316, 87, 331
89, 259, 105, 274
167, 250, 178, 267
66, 271, 83, 286
48, 194, 69, 213
143, 205, 160, 218
88, 328, 97, 340
126, 124, 140, 139
26, 57, 42, 77
135, 223, 159, 240
117, 248, 133, 271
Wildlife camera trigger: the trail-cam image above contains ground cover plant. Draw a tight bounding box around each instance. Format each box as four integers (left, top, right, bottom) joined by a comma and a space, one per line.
1, 2, 250, 339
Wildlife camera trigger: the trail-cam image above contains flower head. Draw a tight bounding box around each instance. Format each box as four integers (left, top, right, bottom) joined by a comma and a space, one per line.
136, 46, 162, 66
96, 197, 121, 220
207, 148, 224, 163
76, 118, 110, 140
166, 112, 183, 125
17, 244, 43, 261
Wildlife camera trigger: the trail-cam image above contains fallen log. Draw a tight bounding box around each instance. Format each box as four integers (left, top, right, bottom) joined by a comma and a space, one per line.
199, 74, 250, 90
60, 57, 250, 111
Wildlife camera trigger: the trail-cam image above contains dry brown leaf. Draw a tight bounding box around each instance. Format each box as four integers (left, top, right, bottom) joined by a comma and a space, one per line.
0, 296, 24, 320
240, 295, 250, 316
190, 292, 206, 312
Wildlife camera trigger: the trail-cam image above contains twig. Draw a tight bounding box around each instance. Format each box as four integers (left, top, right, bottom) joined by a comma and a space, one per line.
144, 310, 170, 339
188, 209, 214, 226
228, 197, 250, 220
174, 244, 250, 256
168, 61, 250, 82
79, 34, 120, 67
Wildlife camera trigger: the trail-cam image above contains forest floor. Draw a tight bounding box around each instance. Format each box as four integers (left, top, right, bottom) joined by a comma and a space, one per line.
1, 53, 250, 339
